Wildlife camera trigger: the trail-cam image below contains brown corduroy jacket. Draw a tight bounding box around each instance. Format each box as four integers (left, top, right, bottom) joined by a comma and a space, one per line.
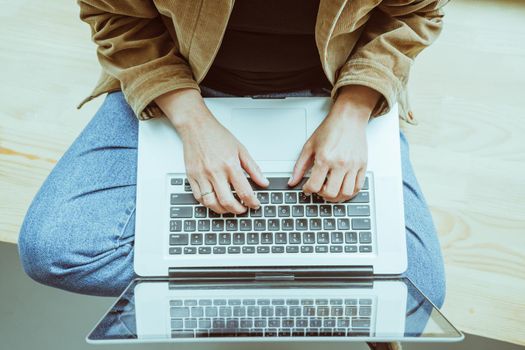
77, 0, 448, 123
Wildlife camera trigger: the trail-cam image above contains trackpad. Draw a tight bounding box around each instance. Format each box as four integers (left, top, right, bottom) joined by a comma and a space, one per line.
230, 108, 307, 161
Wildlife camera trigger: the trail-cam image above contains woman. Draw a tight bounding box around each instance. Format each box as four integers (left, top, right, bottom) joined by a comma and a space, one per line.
18, 1, 448, 346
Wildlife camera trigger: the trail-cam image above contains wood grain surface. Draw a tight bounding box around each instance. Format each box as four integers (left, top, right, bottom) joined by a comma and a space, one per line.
0, 0, 523, 345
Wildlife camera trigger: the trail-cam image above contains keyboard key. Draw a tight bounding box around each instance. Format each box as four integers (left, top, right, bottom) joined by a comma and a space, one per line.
268, 219, 280, 231
272, 246, 285, 253
170, 234, 189, 246
360, 306, 372, 317
213, 246, 226, 254
169, 247, 182, 254
282, 219, 294, 231
257, 246, 270, 253
239, 219, 252, 231
352, 218, 371, 230
275, 232, 287, 244
345, 232, 358, 243
271, 192, 283, 204
198, 246, 211, 254
184, 247, 197, 254
253, 219, 265, 231
190, 233, 203, 245
219, 233, 231, 245
171, 307, 190, 317
170, 206, 193, 218
317, 232, 329, 244
289, 232, 301, 244
208, 209, 220, 218
292, 205, 305, 217
242, 246, 255, 254
261, 232, 273, 244
171, 178, 183, 186
184, 220, 196, 232
233, 306, 246, 316
323, 218, 336, 230
194, 206, 207, 218
219, 306, 231, 317
250, 207, 262, 217
301, 245, 314, 253
337, 218, 350, 230
247, 232, 259, 244
347, 192, 369, 203
331, 232, 344, 244
298, 192, 310, 203
233, 233, 245, 245
212, 219, 224, 231
303, 232, 315, 244
347, 205, 370, 216
205, 233, 217, 245
359, 231, 372, 244
170, 193, 198, 205
345, 306, 357, 316
333, 205, 346, 217
170, 220, 182, 232
320, 205, 332, 217
225, 219, 237, 231
171, 318, 184, 328
295, 218, 308, 230
306, 205, 318, 217
352, 318, 371, 328
359, 245, 373, 253
312, 194, 324, 203
330, 245, 343, 253
264, 206, 277, 217
360, 298, 373, 305
344, 245, 357, 253
191, 306, 204, 317
309, 218, 322, 230
197, 219, 210, 231
247, 306, 260, 317
257, 192, 269, 204
199, 318, 212, 328
286, 246, 299, 253
284, 192, 297, 203
228, 246, 241, 254
316, 246, 328, 253
278, 205, 291, 217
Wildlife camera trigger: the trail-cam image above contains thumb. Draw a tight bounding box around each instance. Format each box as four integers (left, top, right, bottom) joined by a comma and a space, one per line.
289, 144, 313, 186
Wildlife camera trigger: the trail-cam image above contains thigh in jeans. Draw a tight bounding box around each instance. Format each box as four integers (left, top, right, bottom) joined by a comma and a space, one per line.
18, 92, 138, 297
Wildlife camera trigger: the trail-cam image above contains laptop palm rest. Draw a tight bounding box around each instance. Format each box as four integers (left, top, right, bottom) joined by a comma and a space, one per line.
230, 108, 307, 162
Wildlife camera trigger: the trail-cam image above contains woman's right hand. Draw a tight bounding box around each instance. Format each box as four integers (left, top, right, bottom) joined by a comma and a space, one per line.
156, 88, 269, 214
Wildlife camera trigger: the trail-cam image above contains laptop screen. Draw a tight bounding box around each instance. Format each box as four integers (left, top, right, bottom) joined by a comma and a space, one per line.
87, 278, 462, 343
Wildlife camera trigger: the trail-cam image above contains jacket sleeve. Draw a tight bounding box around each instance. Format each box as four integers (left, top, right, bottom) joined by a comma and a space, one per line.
78, 0, 200, 120
332, 0, 449, 118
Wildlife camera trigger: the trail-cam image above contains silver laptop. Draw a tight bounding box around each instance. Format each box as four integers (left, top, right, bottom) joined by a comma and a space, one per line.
87, 97, 463, 343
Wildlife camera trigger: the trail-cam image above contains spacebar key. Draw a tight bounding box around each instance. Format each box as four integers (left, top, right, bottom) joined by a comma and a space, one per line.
249, 177, 309, 190
171, 193, 199, 205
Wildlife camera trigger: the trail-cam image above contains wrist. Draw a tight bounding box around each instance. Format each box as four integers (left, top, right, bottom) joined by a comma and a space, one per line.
155, 88, 214, 133
333, 85, 381, 119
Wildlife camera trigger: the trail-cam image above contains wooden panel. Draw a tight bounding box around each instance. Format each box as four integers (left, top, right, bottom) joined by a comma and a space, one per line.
0, 0, 523, 345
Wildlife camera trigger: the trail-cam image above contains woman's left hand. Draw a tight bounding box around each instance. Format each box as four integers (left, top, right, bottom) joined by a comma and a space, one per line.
288, 85, 380, 202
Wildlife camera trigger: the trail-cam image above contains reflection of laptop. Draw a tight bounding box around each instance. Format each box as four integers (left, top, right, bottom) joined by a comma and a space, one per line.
87, 279, 463, 343
86, 97, 463, 343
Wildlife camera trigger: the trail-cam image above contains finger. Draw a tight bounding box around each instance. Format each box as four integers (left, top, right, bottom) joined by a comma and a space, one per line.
186, 176, 202, 204
320, 169, 346, 202
229, 166, 260, 209
355, 168, 366, 193
289, 144, 314, 187
239, 147, 269, 188
338, 170, 359, 202
302, 161, 329, 195
196, 177, 227, 214
211, 175, 247, 214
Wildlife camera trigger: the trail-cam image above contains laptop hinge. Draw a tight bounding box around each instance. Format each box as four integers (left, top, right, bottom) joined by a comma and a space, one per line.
168, 266, 373, 281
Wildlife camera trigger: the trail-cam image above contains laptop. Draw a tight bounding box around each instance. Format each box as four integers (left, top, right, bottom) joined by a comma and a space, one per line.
87, 97, 463, 343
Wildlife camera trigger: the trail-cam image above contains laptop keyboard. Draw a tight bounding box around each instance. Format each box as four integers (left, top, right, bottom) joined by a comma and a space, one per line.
167, 174, 375, 255
169, 297, 374, 338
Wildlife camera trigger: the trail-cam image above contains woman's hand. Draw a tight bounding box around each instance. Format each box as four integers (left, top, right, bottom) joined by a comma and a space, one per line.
156, 89, 269, 214
288, 85, 381, 202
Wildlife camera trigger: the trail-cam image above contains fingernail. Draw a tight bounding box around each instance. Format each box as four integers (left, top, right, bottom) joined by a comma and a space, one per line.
287, 177, 293, 185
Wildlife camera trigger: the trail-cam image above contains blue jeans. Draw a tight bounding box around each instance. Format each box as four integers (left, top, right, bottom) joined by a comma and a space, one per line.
18, 89, 446, 307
